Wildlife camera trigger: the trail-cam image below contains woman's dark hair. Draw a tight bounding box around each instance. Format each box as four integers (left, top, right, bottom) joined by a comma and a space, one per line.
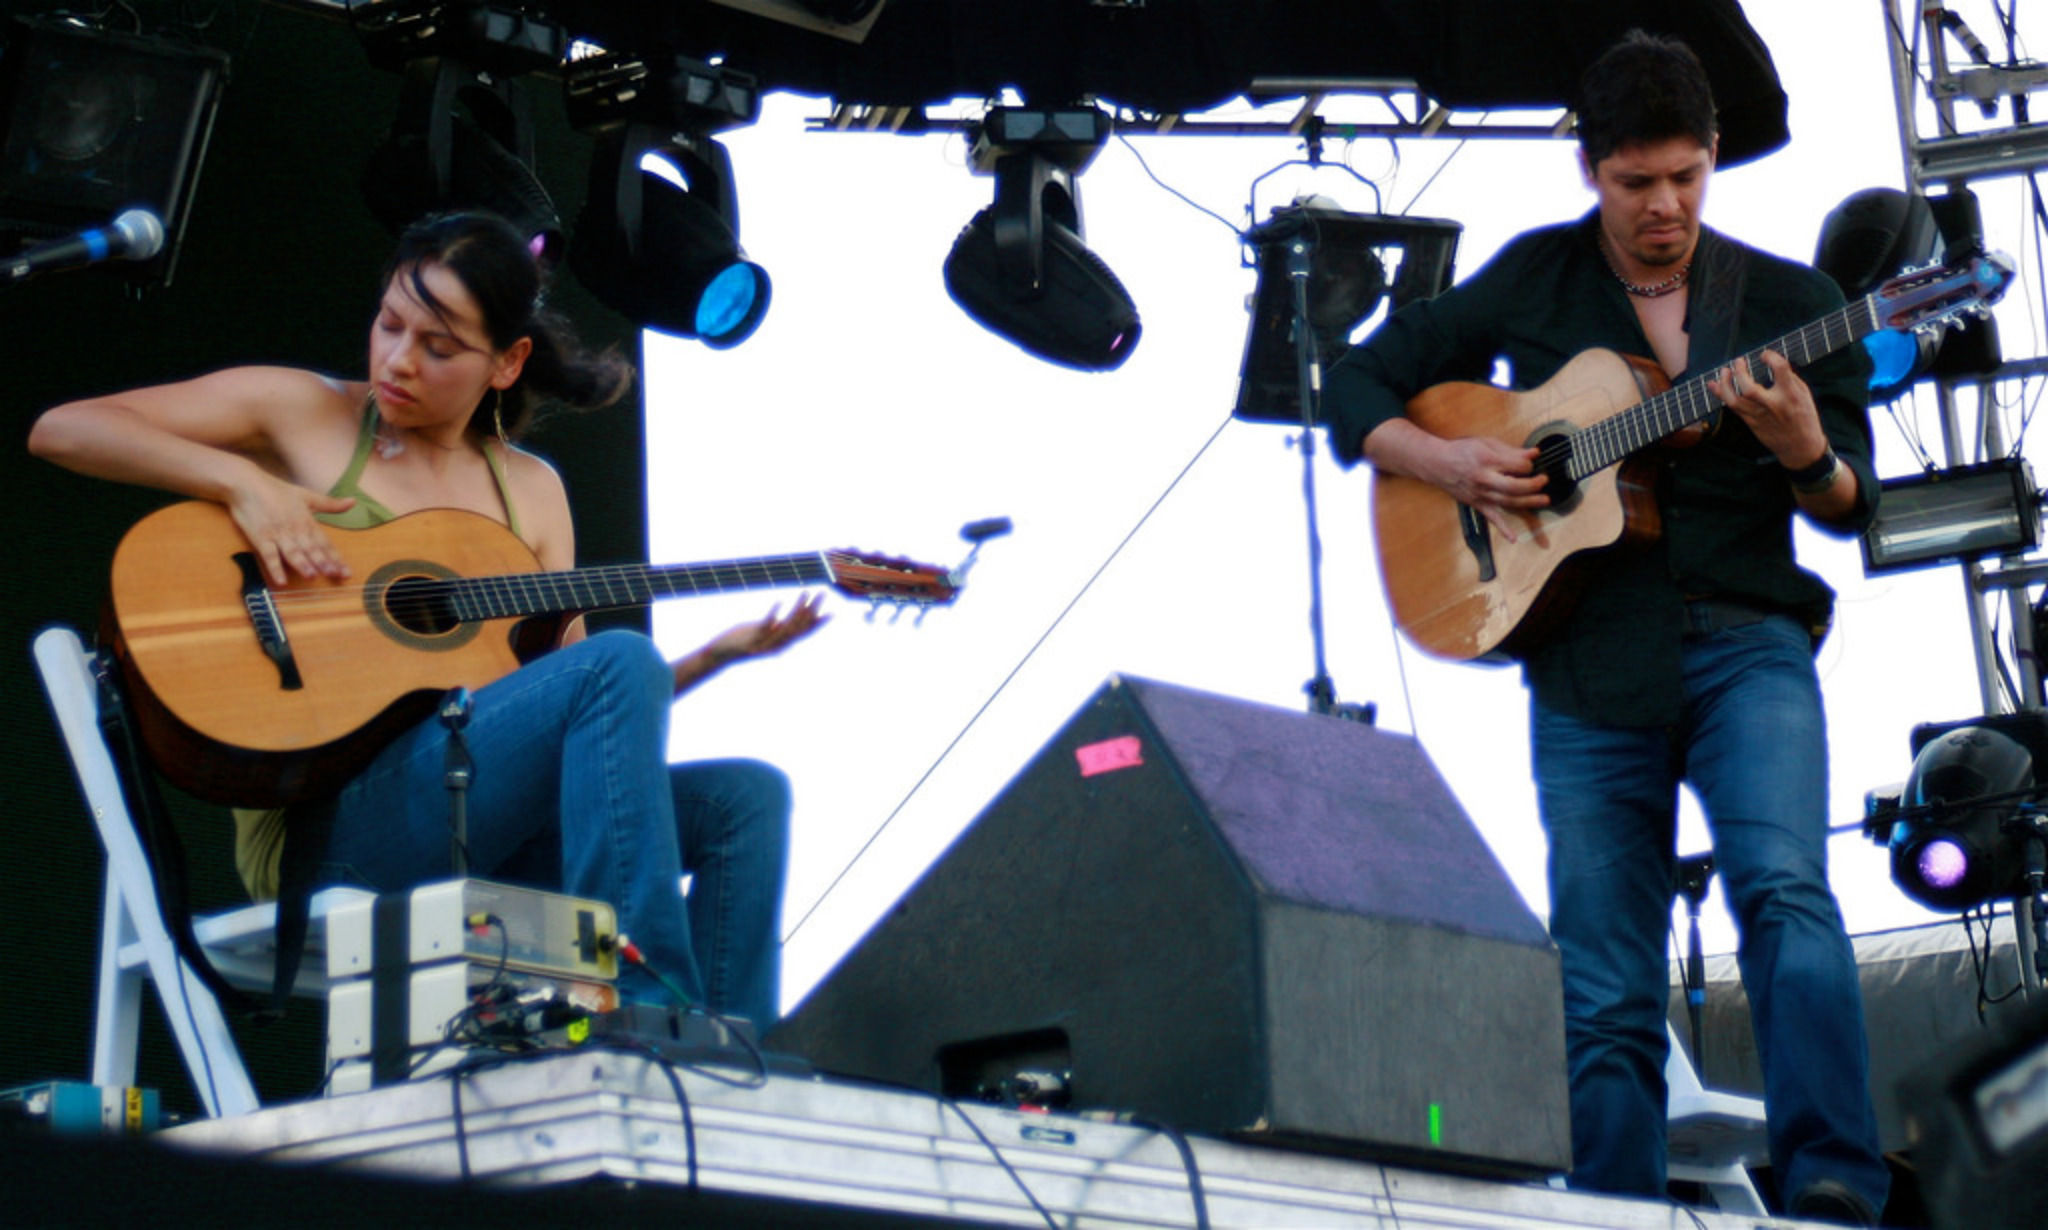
382, 210, 635, 440
1576, 29, 1718, 170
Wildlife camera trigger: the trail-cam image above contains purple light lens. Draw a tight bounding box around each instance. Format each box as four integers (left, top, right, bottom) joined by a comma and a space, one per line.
1916, 838, 1971, 890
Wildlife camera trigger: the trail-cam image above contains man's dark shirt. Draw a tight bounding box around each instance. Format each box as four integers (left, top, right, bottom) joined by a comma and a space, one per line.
1325, 211, 1878, 726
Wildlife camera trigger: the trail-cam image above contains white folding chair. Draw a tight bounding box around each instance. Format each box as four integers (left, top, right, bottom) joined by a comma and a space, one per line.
1665, 1020, 1770, 1215
34, 625, 371, 1118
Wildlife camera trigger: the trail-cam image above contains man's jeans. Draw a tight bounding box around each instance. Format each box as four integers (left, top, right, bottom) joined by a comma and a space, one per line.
1531, 610, 1888, 1212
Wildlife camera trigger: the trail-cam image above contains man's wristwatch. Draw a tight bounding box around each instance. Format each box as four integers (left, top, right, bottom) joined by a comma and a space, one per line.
1785, 445, 1841, 495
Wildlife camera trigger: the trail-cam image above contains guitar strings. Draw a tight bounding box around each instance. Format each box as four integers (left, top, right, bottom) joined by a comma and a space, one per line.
1534, 304, 1858, 483
259, 557, 836, 615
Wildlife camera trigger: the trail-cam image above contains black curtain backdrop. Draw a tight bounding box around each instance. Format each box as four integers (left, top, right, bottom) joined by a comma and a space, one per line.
0, 2, 642, 1114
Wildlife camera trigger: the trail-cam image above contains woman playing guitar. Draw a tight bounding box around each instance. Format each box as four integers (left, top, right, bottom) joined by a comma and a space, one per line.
29, 210, 821, 1028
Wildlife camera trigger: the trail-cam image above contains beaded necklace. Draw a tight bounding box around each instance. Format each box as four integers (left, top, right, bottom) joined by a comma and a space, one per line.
1598, 232, 1691, 299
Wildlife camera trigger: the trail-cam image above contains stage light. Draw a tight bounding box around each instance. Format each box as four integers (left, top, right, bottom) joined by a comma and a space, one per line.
566, 52, 769, 347
1861, 457, 2041, 575
942, 105, 1140, 372
1888, 720, 2038, 912
0, 13, 229, 288
1815, 186, 2001, 401
352, 4, 570, 257
1816, 187, 1939, 298
571, 124, 769, 346
1816, 187, 1941, 401
1233, 202, 1462, 424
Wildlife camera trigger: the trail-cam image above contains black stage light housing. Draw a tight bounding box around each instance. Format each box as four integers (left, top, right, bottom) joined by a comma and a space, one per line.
944, 203, 1140, 372
359, 57, 565, 262
351, 3, 569, 261
1888, 716, 2043, 912
1233, 204, 1462, 423
943, 106, 1138, 372
1816, 186, 2002, 401
566, 52, 769, 347
1861, 458, 2041, 575
570, 122, 769, 347
1816, 187, 1940, 299
0, 14, 228, 288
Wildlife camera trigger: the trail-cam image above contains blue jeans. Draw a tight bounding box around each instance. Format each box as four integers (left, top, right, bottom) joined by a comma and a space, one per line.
1530, 611, 1887, 1213
318, 631, 790, 1027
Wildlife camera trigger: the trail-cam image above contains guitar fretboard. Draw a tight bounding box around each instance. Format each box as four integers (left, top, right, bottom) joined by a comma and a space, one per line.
1562, 298, 1877, 481
442, 554, 835, 622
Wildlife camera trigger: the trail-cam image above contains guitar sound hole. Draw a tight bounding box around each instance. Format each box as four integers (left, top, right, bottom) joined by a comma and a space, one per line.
385, 575, 461, 636
1530, 430, 1581, 509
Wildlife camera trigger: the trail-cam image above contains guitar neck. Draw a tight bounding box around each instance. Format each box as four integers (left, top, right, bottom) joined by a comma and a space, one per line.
1568, 295, 1878, 479
449, 553, 835, 622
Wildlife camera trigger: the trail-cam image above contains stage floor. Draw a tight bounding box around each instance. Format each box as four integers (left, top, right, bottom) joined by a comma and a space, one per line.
151, 1047, 1834, 1229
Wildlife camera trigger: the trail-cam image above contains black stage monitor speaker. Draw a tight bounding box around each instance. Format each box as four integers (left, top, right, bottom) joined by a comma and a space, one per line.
770, 674, 1570, 1179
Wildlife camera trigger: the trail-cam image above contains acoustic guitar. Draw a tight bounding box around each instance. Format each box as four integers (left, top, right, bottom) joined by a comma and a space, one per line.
1374, 252, 2014, 661
102, 500, 961, 806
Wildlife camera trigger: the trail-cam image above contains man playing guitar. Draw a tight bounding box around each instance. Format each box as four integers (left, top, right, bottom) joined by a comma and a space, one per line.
1324, 31, 1889, 1226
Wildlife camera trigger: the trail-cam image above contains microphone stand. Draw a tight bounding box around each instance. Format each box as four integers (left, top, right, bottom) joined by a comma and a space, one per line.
440, 688, 475, 877
1675, 853, 1717, 1078
1284, 231, 1373, 725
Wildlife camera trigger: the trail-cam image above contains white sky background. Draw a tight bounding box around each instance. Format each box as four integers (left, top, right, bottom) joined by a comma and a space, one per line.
639, 2, 2040, 1013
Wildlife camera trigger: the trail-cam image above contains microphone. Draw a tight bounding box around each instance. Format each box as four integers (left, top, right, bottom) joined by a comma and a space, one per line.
439, 686, 474, 730
3, 209, 166, 285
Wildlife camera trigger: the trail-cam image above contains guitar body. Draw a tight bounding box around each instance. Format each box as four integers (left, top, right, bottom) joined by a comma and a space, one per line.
108, 501, 558, 806
101, 500, 961, 807
1373, 348, 1670, 661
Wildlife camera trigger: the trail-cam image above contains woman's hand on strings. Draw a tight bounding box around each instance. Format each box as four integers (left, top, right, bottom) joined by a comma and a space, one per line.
226, 478, 357, 586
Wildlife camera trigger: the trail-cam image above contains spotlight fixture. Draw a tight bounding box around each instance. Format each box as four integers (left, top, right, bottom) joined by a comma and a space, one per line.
1861, 457, 2041, 575
571, 123, 769, 346
1882, 716, 2046, 912
942, 105, 1140, 372
566, 52, 769, 347
360, 60, 565, 259
1234, 202, 1462, 424
0, 14, 229, 287
351, 4, 571, 257
1815, 186, 2002, 401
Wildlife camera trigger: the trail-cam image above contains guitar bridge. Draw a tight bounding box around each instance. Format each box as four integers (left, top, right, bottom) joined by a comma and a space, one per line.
236, 553, 304, 691
1458, 503, 1497, 582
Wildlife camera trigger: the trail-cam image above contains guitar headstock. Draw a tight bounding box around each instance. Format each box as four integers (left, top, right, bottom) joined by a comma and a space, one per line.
1875, 250, 2016, 333
823, 550, 959, 611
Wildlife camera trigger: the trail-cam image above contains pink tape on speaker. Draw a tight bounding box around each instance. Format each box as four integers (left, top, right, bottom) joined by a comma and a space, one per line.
1075, 734, 1144, 777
